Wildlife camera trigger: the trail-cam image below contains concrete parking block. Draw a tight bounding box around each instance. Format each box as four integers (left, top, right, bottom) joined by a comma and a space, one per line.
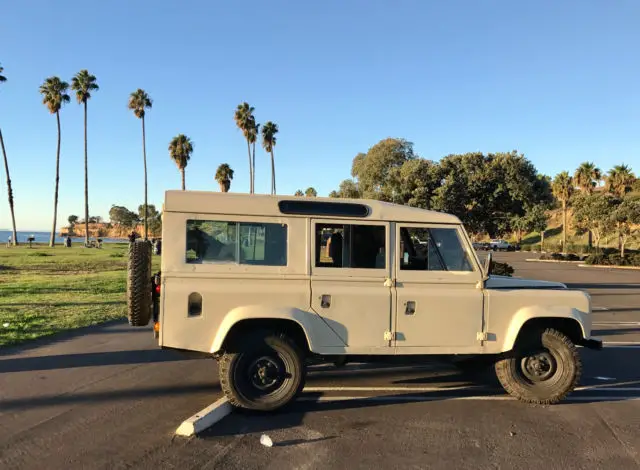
175, 396, 232, 437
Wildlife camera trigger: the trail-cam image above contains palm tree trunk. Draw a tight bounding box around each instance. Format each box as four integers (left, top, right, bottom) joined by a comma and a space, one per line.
246, 139, 253, 194
540, 230, 545, 251
142, 116, 148, 240
252, 140, 256, 193
270, 149, 276, 195
561, 200, 567, 253
181, 168, 185, 190
83, 100, 89, 246
0, 129, 18, 245
50, 111, 62, 247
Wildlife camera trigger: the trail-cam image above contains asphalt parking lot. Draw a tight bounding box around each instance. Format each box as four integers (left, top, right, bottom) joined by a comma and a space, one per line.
1, 252, 639, 469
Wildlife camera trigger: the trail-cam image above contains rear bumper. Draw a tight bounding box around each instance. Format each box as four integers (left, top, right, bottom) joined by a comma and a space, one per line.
581, 337, 603, 350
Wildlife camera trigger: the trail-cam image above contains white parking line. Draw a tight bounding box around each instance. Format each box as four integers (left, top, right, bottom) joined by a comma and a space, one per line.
603, 342, 640, 348
305, 385, 640, 393
594, 321, 640, 326
298, 395, 640, 403
593, 307, 610, 311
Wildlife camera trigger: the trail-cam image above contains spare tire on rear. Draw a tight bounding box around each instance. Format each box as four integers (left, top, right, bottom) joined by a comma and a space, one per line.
127, 240, 152, 326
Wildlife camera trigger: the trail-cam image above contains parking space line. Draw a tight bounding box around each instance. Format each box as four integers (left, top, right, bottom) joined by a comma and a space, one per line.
593, 307, 610, 311
603, 342, 640, 348
593, 322, 640, 326
298, 395, 640, 403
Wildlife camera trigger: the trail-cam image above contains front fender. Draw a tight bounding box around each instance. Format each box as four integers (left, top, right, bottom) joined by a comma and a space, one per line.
210, 305, 346, 353
501, 306, 590, 352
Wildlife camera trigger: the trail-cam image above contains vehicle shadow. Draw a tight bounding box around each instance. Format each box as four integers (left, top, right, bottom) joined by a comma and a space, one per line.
0, 348, 204, 373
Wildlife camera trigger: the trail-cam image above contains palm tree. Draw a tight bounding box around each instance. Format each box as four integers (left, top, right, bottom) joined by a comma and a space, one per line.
261, 121, 279, 195
40, 76, 70, 247
168, 134, 193, 190
215, 163, 234, 192
294, 190, 304, 196
0, 63, 17, 246
606, 164, 636, 197
305, 187, 318, 197
128, 89, 153, 240
249, 122, 260, 193
71, 70, 99, 247
552, 171, 574, 253
234, 102, 256, 194
574, 162, 601, 194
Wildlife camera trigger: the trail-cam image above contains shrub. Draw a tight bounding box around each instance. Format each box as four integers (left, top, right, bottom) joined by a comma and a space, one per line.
491, 261, 514, 277
521, 245, 532, 252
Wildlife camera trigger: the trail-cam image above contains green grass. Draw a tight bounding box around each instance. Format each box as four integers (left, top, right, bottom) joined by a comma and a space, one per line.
0, 242, 160, 348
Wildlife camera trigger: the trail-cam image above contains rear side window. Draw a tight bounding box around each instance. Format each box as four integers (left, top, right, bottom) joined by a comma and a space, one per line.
186, 220, 287, 266
315, 223, 386, 269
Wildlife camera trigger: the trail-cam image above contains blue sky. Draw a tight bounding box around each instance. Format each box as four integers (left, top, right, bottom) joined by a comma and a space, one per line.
1, 0, 639, 231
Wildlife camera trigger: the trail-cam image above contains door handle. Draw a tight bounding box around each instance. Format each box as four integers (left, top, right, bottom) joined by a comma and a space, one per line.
320, 294, 331, 308
405, 300, 416, 315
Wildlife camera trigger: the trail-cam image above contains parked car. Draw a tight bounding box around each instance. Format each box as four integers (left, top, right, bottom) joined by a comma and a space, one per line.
489, 239, 514, 251
472, 241, 490, 251
126, 191, 601, 411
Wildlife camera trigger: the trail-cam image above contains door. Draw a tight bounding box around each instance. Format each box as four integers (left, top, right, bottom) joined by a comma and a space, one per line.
310, 219, 392, 352
394, 224, 483, 349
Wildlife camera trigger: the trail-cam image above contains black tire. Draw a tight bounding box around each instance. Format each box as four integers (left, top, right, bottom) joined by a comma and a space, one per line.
127, 240, 152, 327
495, 328, 581, 404
219, 332, 306, 411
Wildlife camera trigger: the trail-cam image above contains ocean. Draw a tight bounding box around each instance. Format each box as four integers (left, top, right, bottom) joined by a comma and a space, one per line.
0, 230, 124, 244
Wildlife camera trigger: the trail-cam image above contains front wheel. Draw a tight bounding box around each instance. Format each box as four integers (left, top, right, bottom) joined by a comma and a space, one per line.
218, 332, 306, 411
495, 328, 581, 404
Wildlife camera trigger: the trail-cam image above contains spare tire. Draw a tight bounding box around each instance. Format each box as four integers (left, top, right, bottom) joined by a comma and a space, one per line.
127, 240, 152, 326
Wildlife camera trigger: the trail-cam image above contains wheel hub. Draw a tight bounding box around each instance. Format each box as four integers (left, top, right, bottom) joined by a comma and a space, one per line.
249, 356, 283, 391
521, 351, 556, 382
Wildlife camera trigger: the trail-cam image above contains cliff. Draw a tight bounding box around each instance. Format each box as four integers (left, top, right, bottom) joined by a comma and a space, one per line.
60, 223, 156, 239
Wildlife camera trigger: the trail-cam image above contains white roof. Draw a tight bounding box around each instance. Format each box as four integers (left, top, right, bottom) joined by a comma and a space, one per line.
163, 190, 461, 224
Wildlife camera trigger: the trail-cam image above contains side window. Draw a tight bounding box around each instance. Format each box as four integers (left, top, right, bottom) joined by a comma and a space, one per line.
315, 223, 386, 269
186, 220, 287, 266
399, 227, 473, 272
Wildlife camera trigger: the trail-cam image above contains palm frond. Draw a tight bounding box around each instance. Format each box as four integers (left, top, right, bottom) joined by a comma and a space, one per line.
128, 88, 153, 119
39, 76, 70, 114
168, 134, 194, 169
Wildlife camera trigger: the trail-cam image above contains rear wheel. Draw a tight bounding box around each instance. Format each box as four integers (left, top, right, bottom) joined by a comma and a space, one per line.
495, 328, 581, 404
127, 240, 152, 326
218, 332, 306, 411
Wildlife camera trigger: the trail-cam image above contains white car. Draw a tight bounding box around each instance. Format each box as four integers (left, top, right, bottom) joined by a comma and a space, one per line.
489, 239, 513, 251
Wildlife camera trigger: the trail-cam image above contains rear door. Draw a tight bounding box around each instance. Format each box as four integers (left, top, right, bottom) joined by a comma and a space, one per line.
310, 219, 393, 352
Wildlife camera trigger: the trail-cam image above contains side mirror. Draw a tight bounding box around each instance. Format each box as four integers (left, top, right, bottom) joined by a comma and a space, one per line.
483, 251, 493, 278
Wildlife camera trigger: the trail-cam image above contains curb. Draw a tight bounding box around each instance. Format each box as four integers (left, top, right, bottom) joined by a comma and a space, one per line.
525, 259, 583, 264
175, 397, 232, 437
577, 264, 640, 271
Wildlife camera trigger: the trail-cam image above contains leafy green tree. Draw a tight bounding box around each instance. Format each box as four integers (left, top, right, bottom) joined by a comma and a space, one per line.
610, 195, 640, 257
331, 179, 361, 199
526, 204, 550, 249
574, 162, 602, 194
351, 138, 415, 200
573, 193, 616, 253
606, 164, 635, 197
294, 189, 304, 196
128, 89, 153, 239
0, 63, 17, 245
305, 187, 317, 197
168, 134, 193, 190
552, 171, 574, 252
261, 121, 278, 195
109, 205, 139, 228
40, 76, 70, 247
71, 70, 99, 246
234, 102, 256, 194
392, 158, 440, 208
510, 215, 529, 244
138, 204, 159, 221
215, 163, 234, 192
68, 214, 79, 226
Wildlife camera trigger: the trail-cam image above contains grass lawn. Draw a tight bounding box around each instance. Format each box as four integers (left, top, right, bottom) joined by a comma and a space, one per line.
0, 242, 161, 348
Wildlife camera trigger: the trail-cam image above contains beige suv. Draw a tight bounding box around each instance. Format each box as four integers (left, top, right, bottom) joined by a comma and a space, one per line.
127, 191, 602, 411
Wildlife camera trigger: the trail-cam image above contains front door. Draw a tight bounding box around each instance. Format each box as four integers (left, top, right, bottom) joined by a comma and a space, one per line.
394, 224, 484, 350
310, 219, 392, 353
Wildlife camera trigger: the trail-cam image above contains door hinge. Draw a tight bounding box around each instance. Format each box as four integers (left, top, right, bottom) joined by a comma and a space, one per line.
476, 332, 489, 341
384, 331, 394, 341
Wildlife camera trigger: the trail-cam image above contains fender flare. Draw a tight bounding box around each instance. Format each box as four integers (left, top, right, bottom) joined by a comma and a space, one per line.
501, 306, 588, 352
210, 306, 345, 353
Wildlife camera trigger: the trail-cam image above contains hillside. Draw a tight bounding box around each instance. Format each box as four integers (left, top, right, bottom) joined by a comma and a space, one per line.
60, 223, 157, 239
